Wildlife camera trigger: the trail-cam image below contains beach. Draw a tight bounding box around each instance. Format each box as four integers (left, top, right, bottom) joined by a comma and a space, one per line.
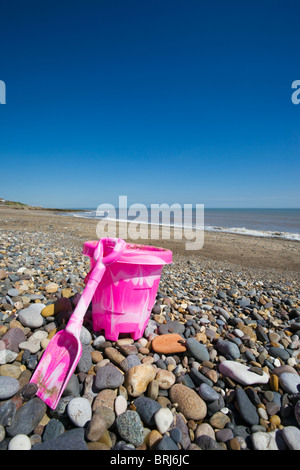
0, 206, 299, 451
0, 206, 299, 281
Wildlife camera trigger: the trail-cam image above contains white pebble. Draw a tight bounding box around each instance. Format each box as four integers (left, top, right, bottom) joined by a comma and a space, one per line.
257, 407, 268, 420
287, 357, 296, 366
41, 338, 50, 349
8, 434, 31, 450
219, 360, 269, 386
154, 407, 173, 434
137, 337, 148, 347
67, 397, 92, 427
220, 407, 230, 415
115, 395, 127, 416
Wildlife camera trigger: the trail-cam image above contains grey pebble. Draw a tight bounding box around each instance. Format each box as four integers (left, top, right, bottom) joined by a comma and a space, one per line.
235, 388, 259, 426
282, 426, 300, 450
268, 346, 290, 362
216, 339, 240, 359
185, 337, 210, 362
198, 383, 220, 402
94, 362, 124, 391
116, 410, 144, 447
18, 305, 45, 328
0, 377, 20, 400
154, 434, 179, 450
6, 397, 47, 437
133, 396, 161, 426
279, 372, 300, 395
158, 320, 185, 335
43, 418, 65, 442
32, 428, 88, 450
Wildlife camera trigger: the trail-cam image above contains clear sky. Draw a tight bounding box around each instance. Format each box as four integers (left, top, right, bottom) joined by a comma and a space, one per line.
0, 0, 299, 209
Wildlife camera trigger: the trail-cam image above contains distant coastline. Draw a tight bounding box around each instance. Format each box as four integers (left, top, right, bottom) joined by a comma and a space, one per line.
1, 199, 299, 242
59, 207, 300, 242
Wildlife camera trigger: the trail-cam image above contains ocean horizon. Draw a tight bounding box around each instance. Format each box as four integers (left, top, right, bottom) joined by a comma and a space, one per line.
59, 207, 300, 242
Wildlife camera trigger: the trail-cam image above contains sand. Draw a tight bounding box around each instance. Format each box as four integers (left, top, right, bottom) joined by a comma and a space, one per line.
0, 206, 299, 282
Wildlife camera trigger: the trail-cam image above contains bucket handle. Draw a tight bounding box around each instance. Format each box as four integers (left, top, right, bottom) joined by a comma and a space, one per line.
88, 238, 126, 282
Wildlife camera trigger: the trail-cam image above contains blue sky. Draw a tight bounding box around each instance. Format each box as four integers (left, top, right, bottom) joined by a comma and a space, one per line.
0, 0, 299, 208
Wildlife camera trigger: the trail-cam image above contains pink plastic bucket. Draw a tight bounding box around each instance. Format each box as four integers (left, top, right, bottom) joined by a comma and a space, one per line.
82, 239, 172, 341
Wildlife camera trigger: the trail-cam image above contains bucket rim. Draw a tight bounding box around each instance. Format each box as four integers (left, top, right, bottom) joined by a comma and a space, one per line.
82, 239, 172, 265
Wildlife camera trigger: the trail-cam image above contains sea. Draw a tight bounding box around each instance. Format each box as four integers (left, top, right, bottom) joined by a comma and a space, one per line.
61, 208, 300, 242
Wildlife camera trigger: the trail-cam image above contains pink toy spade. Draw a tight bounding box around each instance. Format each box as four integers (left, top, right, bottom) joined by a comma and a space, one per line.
30, 238, 126, 409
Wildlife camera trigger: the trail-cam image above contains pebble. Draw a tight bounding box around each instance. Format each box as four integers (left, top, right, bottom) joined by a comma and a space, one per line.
279, 372, 300, 394
6, 397, 47, 437
209, 411, 230, 429
269, 346, 290, 362
195, 434, 222, 450
0, 348, 19, 365
198, 383, 220, 401
1, 327, 26, 352
94, 363, 124, 391
67, 397, 92, 427
115, 410, 144, 447
282, 426, 300, 450
195, 422, 215, 440
0, 424, 5, 442
216, 339, 240, 359
151, 333, 186, 354
18, 305, 45, 328
154, 434, 178, 450
43, 418, 65, 442
92, 389, 116, 410
158, 320, 185, 335
86, 414, 107, 441
155, 369, 175, 389
169, 426, 182, 443
251, 430, 286, 450
215, 428, 233, 442
133, 396, 161, 426
114, 395, 127, 416
154, 407, 173, 434
19, 330, 48, 354
219, 360, 270, 385
124, 363, 156, 397
185, 337, 210, 362
32, 428, 88, 450
0, 376, 20, 400
45, 282, 59, 293
169, 384, 207, 420
235, 388, 259, 426
8, 433, 32, 450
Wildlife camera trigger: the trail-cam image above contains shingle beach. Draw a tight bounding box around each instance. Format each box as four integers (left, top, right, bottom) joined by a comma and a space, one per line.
0, 207, 299, 451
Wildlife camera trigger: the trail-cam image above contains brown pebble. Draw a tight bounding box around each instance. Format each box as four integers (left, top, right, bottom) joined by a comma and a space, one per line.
147, 379, 159, 400
270, 374, 279, 392
86, 414, 107, 441
92, 389, 117, 411
91, 350, 103, 364
33, 424, 45, 436
209, 411, 230, 429
87, 442, 110, 450
229, 437, 241, 450
104, 347, 125, 365
148, 430, 163, 449
139, 347, 149, 355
